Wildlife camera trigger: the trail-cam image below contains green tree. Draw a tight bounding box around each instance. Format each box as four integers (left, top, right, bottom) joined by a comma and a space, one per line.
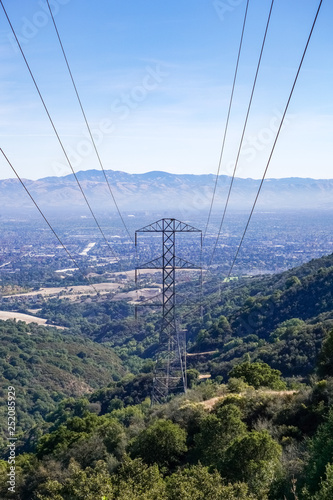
228, 361, 286, 390
130, 419, 187, 468
0, 460, 8, 499
318, 330, 333, 377
303, 410, 333, 495
36, 459, 113, 500
113, 456, 166, 500
99, 419, 127, 459
286, 276, 301, 289
193, 404, 246, 468
166, 464, 256, 500
36, 424, 86, 458
187, 369, 200, 389
313, 463, 333, 499
224, 430, 282, 498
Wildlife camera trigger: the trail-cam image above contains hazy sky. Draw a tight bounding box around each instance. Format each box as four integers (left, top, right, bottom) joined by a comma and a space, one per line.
0, 0, 332, 180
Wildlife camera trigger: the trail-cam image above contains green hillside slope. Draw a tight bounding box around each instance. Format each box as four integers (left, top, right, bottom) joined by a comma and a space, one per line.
0, 319, 125, 454
188, 253, 333, 379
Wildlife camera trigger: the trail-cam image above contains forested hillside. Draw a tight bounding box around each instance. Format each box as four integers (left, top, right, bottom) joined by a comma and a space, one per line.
0, 320, 125, 455
186, 253, 333, 380
2, 253, 333, 498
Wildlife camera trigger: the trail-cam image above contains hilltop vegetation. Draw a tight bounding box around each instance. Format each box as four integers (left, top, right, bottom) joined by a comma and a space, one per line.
2, 371, 333, 499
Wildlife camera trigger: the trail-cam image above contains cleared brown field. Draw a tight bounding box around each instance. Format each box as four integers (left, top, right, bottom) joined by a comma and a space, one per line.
0, 311, 65, 329
2, 282, 121, 299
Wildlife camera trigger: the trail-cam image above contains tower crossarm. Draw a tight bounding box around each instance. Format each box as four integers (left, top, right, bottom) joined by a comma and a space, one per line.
135, 218, 201, 235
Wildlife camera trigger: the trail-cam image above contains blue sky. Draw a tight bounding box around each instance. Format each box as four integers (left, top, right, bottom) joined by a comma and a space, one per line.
0, 0, 332, 180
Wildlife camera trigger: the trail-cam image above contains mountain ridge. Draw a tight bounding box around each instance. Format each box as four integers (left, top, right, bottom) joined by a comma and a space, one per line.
1, 169, 333, 213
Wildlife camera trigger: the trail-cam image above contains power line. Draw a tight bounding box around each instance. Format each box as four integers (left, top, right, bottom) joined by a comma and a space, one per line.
0, 149, 98, 294
45, 0, 133, 244
225, 0, 323, 279
180, 270, 269, 323
203, 0, 250, 240
187, 0, 323, 307
178, 279, 227, 322
209, 0, 275, 265
0, 0, 119, 261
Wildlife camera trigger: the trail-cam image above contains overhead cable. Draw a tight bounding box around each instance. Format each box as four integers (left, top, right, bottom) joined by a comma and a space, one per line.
204, 0, 250, 240
187, 0, 324, 310
0, 0, 119, 261
45, 0, 134, 243
225, 0, 324, 279
0, 149, 98, 293
209, 0, 275, 264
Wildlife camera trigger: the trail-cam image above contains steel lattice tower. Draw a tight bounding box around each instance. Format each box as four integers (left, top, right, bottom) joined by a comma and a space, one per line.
135, 218, 201, 404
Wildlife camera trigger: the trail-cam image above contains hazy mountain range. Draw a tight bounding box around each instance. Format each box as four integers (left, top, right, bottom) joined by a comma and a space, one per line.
1, 169, 333, 214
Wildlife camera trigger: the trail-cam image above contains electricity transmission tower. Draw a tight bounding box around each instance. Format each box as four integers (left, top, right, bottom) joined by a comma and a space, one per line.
135, 218, 201, 404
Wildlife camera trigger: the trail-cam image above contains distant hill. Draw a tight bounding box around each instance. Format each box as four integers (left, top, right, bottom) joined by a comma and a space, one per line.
1, 169, 333, 214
